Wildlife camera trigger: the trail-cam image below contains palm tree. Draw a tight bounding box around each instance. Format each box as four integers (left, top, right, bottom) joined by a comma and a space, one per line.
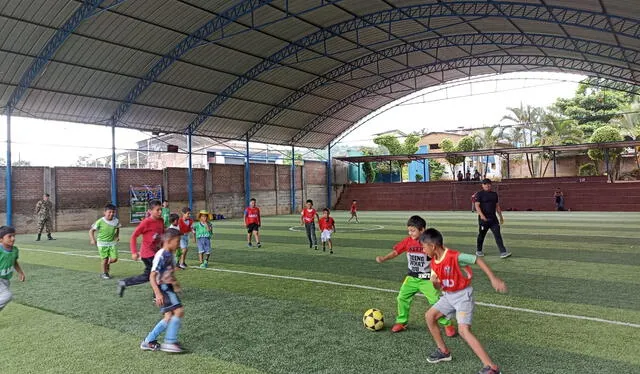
538, 114, 584, 176
472, 126, 501, 177
502, 103, 544, 177
610, 99, 640, 168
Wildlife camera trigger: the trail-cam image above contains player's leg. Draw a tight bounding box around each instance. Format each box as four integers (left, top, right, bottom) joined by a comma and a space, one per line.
247, 230, 252, 246
476, 222, 490, 256
0, 279, 13, 312
253, 228, 261, 247
160, 286, 184, 353
355, 212, 359, 223
394, 277, 419, 330
488, 223, 510, 257
304, 223, 313, 247
418, 280, 455, 336
328, 238, 333, 253
179, 235, 189, 268
141, 311, 171, 351
45, 219, 54, 239
426, 294, 456, 363
310, 222, 318, 249
118, 257, 154, 296
36, 220, 44, 240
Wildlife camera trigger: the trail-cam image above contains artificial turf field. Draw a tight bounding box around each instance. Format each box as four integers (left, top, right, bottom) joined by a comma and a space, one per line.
2, 211, 640, 374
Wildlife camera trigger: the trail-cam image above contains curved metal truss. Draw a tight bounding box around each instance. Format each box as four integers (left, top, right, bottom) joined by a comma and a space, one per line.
246, 32, 640, 140
5, 0, 106, 115
290, 54, 634, 145
188, 1, 640, 134
582, 77, 640, 94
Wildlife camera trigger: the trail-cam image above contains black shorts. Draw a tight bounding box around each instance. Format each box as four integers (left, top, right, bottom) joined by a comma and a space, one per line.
247, 223, 260, 233
159, 284, 182, 314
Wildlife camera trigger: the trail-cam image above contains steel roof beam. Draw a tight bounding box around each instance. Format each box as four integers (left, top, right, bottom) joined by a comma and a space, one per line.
290, 54, 636, 147
4, 0, 109, 114
252, 32, 639, 141
187, 1, 640, 137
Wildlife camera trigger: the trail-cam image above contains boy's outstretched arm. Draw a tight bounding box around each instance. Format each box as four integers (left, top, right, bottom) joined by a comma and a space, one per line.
376, 250, 399, 263
475, 258, 507, 293
130, 222, 145, 261
14, 260, 25, 282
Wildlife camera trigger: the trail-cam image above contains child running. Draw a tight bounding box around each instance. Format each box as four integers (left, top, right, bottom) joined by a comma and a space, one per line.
0, 226, 25, 312
318, 208, 336, 254
300, 199, 319, 250
161, 200, 171, 228
177, 207, 193, 269
140, 228, 185, 353
244, 198, 262, 248
89, 203, 121, 279
194, 210, 213, 268
168, 213, 180, 231
375, 215, 456, 336
420, 228, 507, 374
347, 200, 359, 223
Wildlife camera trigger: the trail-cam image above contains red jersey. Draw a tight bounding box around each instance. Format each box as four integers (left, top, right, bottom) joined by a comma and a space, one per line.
318, 217, 335, 231
350, 202, 357, 213
130, 217, 165, 259
430, 248, 473, 292
393, 237, 431, 276
301, 208, 317, 224
244, 207, 261, 225
178, 217, 193, 235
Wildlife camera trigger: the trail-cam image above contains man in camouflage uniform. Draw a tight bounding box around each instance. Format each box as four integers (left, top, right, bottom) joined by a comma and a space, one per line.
35, 194, 55, 241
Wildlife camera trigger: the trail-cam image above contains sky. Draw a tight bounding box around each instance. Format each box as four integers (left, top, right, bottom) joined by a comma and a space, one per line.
0, 72, 583, 167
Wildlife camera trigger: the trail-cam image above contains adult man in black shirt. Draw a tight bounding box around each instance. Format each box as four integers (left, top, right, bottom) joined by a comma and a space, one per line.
474, 179, 511, 259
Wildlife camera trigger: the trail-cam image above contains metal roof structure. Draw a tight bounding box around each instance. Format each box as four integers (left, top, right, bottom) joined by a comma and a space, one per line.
334, 140, 640, 163
2, 0, 640, 149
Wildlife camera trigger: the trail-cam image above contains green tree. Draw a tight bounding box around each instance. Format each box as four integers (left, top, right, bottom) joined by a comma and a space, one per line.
373, 133, 421, 182
587, 125, 623, 181
502, 104, 544, 177
283, 151, 303, 166
472, 126, 501, 176
610, 98, 640, 168
439, 138, 464, 177
428, 160, 445, 181
537, 115, 584, 176
360, 147, 377, 183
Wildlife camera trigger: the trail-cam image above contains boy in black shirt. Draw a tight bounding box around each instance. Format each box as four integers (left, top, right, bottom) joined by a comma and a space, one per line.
474, 179, 512, 259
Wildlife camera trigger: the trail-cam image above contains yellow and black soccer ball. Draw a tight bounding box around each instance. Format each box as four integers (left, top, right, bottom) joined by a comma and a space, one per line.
362, 308, 384, 331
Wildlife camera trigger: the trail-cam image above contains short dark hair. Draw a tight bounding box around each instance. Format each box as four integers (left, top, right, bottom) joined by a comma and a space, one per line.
0, 226, 16, 238
407, 215, 427, 230
163, 228, 182, 241
162, 200, 168, 203
419, 228, 444, 246
322, 208, 330, 213
148, 200, 162, 208
44, 193, 50, 197
169, 213, 180, 223
104, 203, 116, 211
181, 206, 191, 214
250, 198, 256, 202
306, 199, 313, 205
481, 178, 492, 184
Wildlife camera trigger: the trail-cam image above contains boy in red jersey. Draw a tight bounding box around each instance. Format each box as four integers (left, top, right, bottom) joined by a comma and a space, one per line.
376, 216, 455, 336
420, 228, 507, 374
347, 200, 359, 223
118, 200, 165, 297
244, 198, 262, 248
318, 208, 336, 254
177, 207, 193, 269
300, 199, 319, 250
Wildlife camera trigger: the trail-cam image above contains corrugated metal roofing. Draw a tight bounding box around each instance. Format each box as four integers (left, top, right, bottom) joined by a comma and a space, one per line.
1, 0, 640, 149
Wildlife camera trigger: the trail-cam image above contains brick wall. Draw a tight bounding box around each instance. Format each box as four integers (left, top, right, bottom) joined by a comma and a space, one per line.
117, 169, 164, 206
166, 167, 206, 201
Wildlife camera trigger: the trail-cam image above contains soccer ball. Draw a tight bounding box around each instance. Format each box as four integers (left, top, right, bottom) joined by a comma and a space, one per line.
362, 308, 384, 331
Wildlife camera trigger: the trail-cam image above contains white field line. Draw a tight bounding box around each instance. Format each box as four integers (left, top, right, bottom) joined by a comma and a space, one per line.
22, 247, 640, 329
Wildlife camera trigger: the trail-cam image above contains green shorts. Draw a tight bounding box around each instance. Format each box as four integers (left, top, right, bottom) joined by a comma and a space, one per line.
98, 245, 118, 260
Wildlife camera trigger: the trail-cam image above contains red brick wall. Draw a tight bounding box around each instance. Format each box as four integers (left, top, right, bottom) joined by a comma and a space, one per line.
12, 167, 46, 213
304, 161, 326, 185
336, 177, 640, 212
167, 168, 206, 201
117, 169, 163, 206
56, 167, 110, 209
250, 164, 276, 191
212, 164, 245, 193
277, 165, 290, 191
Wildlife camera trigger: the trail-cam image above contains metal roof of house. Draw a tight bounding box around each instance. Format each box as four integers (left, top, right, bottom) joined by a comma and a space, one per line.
2, 0, 640, 149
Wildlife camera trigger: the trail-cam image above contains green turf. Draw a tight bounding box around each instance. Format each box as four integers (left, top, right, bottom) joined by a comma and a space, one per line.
3, 211, 640, 373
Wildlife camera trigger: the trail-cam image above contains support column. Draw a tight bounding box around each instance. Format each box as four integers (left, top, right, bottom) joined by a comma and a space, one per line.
389, 160, 392, 182
291, 146, 295, 214
5, 107, 12, 226
187, 126, 193, 210
110, 120, 117, 207
274, 164, 279, 215
423, 159, 427, 182
604, 148, 610, 181
244, 135, 251, 208
357, 162, 361, 184
506, 155, 510, 179
327, 145, 332, 208
552, 151, 557, 178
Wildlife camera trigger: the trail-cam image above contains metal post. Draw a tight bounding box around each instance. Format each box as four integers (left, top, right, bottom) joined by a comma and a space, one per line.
327, 145, 332, 208
110, 120, 117, 206
389, 160, 392, 182
291, 145, 295, 213
187, 126, 193, 211
5, 107, 13, 226
604, 148, 610, 179
357, 162, 361, 184
552, 151, 557, 178
244, 134, 250, 208
506, 154, 510, 179
423, 159, 427, 182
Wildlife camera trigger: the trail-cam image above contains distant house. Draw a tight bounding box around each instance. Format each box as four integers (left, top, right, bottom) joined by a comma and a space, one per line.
417, 131, 468, 153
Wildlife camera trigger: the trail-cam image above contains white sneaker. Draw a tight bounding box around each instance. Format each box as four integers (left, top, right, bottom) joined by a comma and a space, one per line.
500, 252, 512, 259
160, 342, 184, 353
476, 251, 485, 257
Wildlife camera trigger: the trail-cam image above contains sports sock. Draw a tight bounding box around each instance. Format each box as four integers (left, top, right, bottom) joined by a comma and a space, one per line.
165, 316, 182, 343
145, 319, 168, 343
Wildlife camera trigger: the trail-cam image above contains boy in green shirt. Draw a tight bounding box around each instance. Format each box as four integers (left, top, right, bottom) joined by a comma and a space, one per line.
161, 200, 171, 228
90, 203, 121, 279
194, 210, 213, 268
0, 226, 26, 312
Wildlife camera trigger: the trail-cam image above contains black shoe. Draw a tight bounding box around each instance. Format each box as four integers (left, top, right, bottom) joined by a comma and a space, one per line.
47, 234, 55, 240
256, 242, 261, 248
117, 280, 126, 297
314, 245, 318, 250
322, 245, 325, 252
478, 366, 501, 374
427, 348, 452, 363
36, 234, 41, 241
330, 250, 333, 254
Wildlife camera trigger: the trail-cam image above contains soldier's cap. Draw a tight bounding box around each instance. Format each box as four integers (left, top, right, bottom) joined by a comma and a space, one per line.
0, 226, 16, 238
481, 178, 492, 184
